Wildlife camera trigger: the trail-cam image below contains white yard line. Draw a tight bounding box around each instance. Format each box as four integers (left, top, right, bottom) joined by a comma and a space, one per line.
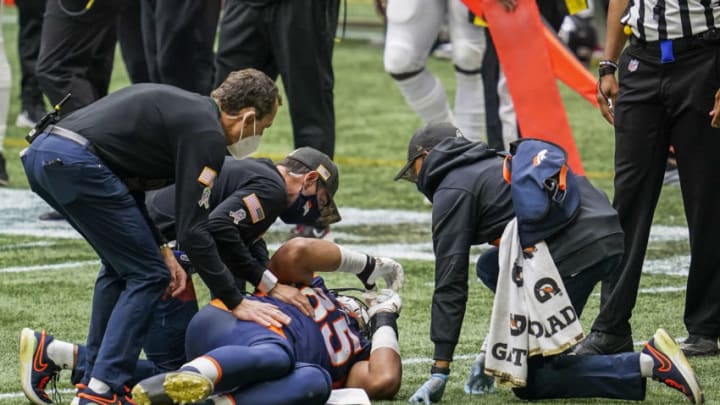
0, 188, 693, 273
0, 260, 99, 273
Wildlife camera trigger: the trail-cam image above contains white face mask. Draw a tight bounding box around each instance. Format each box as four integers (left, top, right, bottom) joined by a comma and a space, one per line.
227, 112, 262, 159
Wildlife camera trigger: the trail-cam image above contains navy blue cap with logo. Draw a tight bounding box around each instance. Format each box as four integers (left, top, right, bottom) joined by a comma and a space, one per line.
505, 139, 581, 248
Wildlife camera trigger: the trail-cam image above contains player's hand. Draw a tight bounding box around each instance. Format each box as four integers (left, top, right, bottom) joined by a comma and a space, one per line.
709, 88, 720, 128
597, 75, 618, 125
364, 288, 402, 317
161, 246, 187, 298
269, 283, 314, 317
464, 353, 495, 395
408, 373, 448, 404
370, 257, 405, 291
231, 299, 292, 328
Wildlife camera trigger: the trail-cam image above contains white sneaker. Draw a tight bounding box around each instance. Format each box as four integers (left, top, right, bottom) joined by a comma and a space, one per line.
367, 257, 405, 291
364, 289, 402, 318
15, 110, 36, 128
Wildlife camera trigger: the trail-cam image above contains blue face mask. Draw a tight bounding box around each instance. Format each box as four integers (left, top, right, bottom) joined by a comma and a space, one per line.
280, 193, 321, 224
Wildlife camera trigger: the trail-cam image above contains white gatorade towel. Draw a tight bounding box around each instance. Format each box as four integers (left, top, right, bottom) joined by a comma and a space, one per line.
485, 218, 584, 387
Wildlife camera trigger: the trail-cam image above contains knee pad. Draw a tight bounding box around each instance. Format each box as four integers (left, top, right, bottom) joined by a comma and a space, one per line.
384, 42, 426, 76
386, 0, 422, 24
452, 41, 485, 73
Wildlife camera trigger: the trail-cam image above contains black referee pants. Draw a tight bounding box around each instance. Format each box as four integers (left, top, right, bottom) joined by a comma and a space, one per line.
140, 0, 220, 95
15, 0, 46, 112
592, 39, 720, 339
36, 0, 124, 114
215, 0, 339, 158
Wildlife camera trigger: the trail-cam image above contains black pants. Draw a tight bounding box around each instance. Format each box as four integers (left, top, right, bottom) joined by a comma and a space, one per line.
481, 31, 504, 150
15, 0, 46, 112
117, 0, 149, 84
215, 0, 339, 158
36, 0, 124, 114
141, 0, 220, 95
592, 39, 720, 339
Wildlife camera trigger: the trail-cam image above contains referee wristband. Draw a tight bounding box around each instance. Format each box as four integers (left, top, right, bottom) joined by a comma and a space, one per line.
257, 269, 278, 294
598, 60, 618, 77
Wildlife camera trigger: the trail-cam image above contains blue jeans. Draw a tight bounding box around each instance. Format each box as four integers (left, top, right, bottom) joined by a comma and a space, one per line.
476, 247, 646, 400
22, 134, 170, 391
72, 276, 198, 387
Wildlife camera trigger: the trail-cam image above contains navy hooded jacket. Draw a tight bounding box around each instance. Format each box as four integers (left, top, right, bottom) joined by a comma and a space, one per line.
416, 137, 624, 361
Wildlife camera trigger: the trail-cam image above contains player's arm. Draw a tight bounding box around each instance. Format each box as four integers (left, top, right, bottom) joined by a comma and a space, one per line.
345, 290, 402, 400
269, 238, 343, 284
269, 238, 404, 291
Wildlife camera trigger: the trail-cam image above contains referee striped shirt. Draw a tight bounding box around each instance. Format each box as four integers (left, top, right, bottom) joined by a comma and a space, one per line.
620, 0, 720, 41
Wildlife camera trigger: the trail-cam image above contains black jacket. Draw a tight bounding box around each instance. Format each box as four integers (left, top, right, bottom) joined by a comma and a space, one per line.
146, 157, 288, 296
416, 137, 624, 361
59, 84, 245, 308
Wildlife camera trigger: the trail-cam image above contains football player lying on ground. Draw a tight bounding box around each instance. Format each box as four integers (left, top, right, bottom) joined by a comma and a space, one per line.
20, 238, 403, 405
396, 123, 703, 404
19, 147, 403, 405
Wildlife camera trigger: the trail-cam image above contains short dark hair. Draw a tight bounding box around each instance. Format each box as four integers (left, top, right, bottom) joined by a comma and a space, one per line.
211, 69, 281, 119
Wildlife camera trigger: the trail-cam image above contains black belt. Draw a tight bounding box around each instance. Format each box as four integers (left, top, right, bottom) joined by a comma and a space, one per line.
629, 29, 720, 56
47, 126, 99, 155
34, 126, 172, 191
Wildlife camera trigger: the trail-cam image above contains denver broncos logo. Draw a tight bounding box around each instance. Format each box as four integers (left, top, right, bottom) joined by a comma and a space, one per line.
509, 314, 527, 336
534, 277, 562, 303
532, 149, 548, 166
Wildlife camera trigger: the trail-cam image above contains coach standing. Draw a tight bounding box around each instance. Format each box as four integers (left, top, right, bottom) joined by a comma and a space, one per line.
214, 0, 340, 239
20, 69, 288, 403
35, 0, 125, 114
140, 0, 220, 95
214, 0, 338, 160
574, 0, 720, 356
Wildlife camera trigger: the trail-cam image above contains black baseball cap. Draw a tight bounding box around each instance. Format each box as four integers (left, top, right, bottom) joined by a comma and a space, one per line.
394, 122, 463, 182
285, 147, 341, 225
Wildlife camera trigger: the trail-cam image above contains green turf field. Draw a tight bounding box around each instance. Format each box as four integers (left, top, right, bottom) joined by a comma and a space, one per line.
1, 3, 716, 404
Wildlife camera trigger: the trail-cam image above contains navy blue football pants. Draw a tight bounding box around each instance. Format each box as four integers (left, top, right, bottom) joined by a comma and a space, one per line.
476, 247, 646, 400
22, 133, 171, 391
184, 304, 331, 404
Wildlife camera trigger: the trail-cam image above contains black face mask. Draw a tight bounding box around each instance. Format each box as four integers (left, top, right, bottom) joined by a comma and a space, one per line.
280, 193, 321, 224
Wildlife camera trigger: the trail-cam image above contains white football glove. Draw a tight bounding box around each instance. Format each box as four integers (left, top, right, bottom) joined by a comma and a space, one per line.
367, 257, 405, 291
364, 288, 402, 318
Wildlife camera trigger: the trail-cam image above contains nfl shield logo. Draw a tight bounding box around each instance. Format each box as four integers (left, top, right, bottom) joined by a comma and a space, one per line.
628, 58, 639, 72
